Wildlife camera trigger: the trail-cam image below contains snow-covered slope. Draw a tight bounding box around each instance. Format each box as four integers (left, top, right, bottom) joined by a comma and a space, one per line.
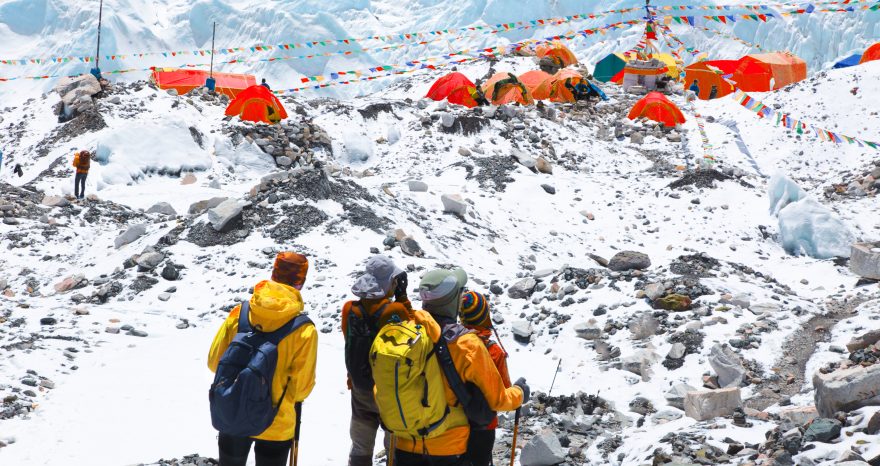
0, 48, 878, 465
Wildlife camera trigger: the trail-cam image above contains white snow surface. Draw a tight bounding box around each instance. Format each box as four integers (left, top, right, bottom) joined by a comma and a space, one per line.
0, 4, 879, 466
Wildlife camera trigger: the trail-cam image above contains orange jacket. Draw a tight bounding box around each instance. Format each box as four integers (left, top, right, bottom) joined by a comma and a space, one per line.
208, 280, 318, 441
395, 311, 524, 456
340, 297, 413, 339
72, 152, 90, 174
470, 328, 512, 430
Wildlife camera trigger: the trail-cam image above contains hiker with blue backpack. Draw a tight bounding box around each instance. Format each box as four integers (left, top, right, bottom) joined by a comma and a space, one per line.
208, 252, 318, 466
342, 255, 413, 466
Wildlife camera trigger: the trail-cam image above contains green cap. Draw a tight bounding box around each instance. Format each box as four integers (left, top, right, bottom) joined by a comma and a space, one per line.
418, 268, 468, 319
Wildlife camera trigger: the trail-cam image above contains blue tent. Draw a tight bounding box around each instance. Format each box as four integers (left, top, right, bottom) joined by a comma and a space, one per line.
833, 54, 862, 69
588, 82, 608, 101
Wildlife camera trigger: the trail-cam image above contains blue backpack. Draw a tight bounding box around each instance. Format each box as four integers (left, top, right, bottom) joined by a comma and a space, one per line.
209, 302, 313, 437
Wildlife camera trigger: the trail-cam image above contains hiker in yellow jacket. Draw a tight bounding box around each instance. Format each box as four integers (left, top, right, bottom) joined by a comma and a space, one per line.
387, 268, 528, 466
208, 252, 318, 466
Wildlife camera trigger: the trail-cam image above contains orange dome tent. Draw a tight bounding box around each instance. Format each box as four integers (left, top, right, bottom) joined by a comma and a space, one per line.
482, 72, 534, 106
860, 43, 880, 64
683, 60, 739, 100
519, 70, 554, 100
150, 68, 256, 98
627, 92, 686, 127
225, 85, 288, 124
536, 42, 578, 68
426, 72, 479, 108
549, 69, 587, 103
732, 53, 806, 91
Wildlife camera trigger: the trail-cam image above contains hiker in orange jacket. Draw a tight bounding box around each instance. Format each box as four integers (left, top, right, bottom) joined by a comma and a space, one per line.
342, 255, 413, 466
460, 291, 511, 466
207, 252, 317, 466
72, 150, 91, 199
391, 268, 528, 466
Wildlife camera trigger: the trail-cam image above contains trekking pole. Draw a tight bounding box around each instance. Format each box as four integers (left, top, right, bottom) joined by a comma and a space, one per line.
291, 402, 302, 466
388, 433, 396, 466
548, 359, 562, 395
509, 408, 521, 466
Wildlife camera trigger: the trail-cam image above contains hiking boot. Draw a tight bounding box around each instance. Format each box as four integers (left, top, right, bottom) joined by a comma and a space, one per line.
348, 455, 372, 466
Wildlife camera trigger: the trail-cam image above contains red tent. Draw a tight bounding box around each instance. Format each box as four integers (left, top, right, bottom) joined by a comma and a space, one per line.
732, 53, 806, 91
683, 60, 739, 100
225, 85, 288, 124
425, 72, 478, 108
860, 43, 880, 64
150, 68, 256, 98
628, 92, 686, 127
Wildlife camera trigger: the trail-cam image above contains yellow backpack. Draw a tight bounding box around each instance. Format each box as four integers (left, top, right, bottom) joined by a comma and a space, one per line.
370, 320, 450, 441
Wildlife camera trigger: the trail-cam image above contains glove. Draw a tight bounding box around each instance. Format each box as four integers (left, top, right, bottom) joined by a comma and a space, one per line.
514, 377, 530, 403
394, 272, 408, 301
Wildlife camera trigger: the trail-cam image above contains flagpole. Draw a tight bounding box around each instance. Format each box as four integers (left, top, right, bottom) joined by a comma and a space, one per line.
206, 21, 217, 92
91, 0, 104, 79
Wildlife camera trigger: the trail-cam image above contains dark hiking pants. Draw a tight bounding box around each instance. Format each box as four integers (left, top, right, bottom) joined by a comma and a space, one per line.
395, 450, 470, 466
74, 173, 87, 199
465, 428, 496, 466
349, 386, 389, 465
218, 433, 291, 466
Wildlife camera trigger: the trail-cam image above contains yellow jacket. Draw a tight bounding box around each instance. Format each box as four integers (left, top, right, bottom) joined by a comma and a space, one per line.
208, 280, 318, 441
395, 310, 524, 456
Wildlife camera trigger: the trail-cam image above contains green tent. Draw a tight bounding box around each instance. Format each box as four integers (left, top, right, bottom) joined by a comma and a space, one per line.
594, 53, 628, 83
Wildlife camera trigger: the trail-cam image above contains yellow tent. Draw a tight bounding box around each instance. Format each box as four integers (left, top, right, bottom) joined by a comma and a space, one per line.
653, 53, 682, 79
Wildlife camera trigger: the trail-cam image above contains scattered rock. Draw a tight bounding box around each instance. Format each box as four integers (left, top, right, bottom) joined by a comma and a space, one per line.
512, 321, 534, 343
654, 294, 692, 311
850, 242, 880, 280
574, 321, 602, 340
41, 195, 69, 208
709, 344, 746, 388
399, 236, 424, 257
665, 383, 696, 410
607, 251, 651, 271
161, 264, 180, 281
520, 429, 567, 466
408, 181, 428, 192
684, 387, 742, 421
136, 252, 165, 270
114, 224, 147, 248
441, 194, 468, 217
802, 418, 841, 443
813, 364, 880, 417
40, 317, 58, 326
508, 278, 537, 299
146, 202, 177, 216
180, 173, 197, 185
540, 184, 556, 195
620, 349, 660, 380
846, 328, 880, 353
208, 200, 245, 232
535, 157, 553, 174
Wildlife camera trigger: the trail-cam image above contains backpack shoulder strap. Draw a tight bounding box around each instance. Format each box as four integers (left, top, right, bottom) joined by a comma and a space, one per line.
238, 302, 252, 334
265, 314, 314, 346
434, 325, 472, 408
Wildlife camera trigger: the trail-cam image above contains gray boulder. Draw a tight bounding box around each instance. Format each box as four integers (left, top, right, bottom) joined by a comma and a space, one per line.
620, 349, 660, 380
512, 149, 536, 169
850, 243, 880, 279
399, 236, 425, 257
608, 251, 651, 271
136, 252, 165, 271
511, 321, 533, 343
439, 112, 455, 128
665, 383, 695, 410
54, 74, 101, 107
846, 328, 880, 353
441, 194, 468, 217
684, 387, 742, 421
813, 364, 880, 417
114, 224, 147, 248
520, 429, 566, 466
188, 197, 228, 215
208, 199, 245, 232
574, 322, 602, 340
709, 344, 745, 388
802, 418, 841, 443
508, 278, 537, 299
41, 195, 69, 208
408, 181, 428, 192
146, 202, 177, 216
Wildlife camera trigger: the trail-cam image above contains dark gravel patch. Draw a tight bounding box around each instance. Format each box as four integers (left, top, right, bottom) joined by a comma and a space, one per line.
668, 169, 754, 190
458, 156, 518, 192
358, 102, 397, 120
130, 275, 159, 293
440, 115, 490, 136
670, 253, 720, 278
270, 204, 328, 241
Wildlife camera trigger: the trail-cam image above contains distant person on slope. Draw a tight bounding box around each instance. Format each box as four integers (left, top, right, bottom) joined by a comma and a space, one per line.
342, 255, 412, 466
261, 78, 271, 90
372, 267, 527, 466
459, 291, 512, 466
688, 79, 700, 101
14, 163, 23, 178
469, 81, 490, 106
208, 252, 317, 466
709, 85, 718, 100
72, 149, 91, 200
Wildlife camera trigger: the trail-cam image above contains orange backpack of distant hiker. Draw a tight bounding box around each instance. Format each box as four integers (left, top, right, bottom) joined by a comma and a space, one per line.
73, 152, 90, 173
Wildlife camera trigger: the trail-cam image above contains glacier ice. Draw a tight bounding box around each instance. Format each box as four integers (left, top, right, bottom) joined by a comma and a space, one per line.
768, 172, 807, 215
777, 198, 854, 259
